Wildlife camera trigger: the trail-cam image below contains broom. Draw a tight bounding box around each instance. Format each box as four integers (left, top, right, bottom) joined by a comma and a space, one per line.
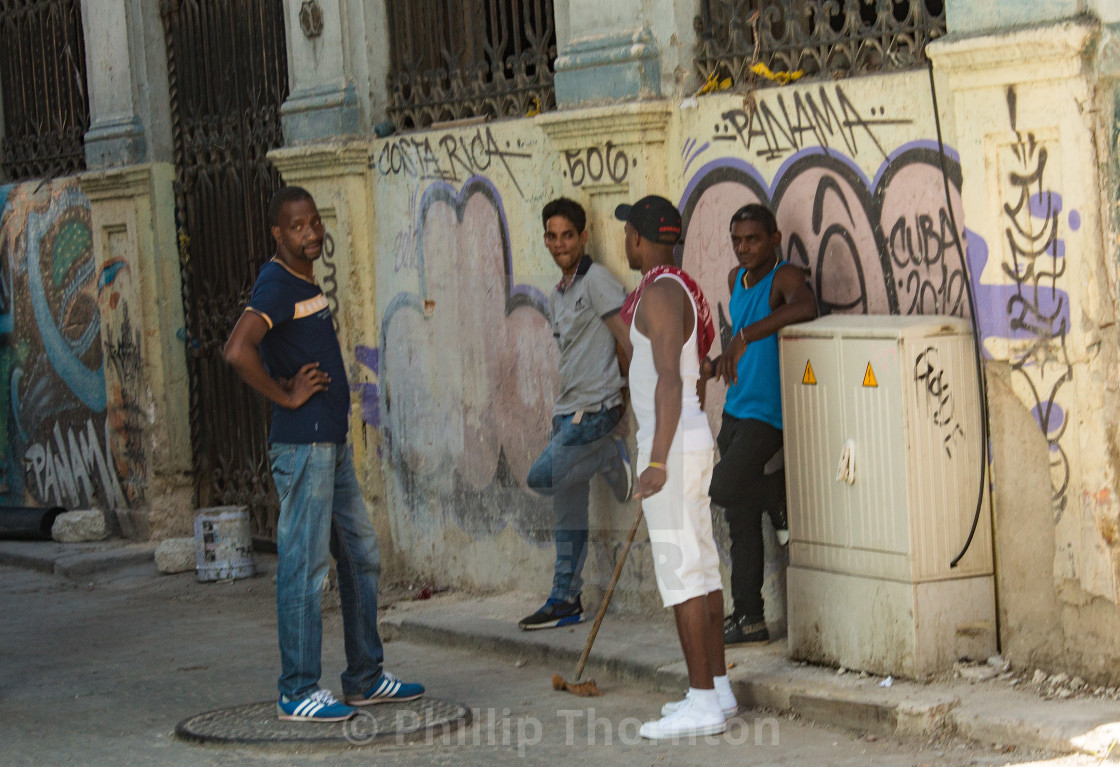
552, 502, 644, 697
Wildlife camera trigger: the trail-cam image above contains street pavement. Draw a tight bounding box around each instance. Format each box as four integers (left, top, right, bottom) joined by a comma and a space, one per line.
0, 540, 1113, 766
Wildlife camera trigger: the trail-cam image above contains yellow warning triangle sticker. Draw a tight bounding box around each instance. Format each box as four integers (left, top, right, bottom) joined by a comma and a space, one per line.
862, 362, 878, 388
802, 360, 817, 385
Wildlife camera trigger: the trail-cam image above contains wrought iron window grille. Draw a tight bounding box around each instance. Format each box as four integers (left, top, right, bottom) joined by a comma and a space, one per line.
695, 0, 946, 90
385, 0, 556, 131
0, 0, 91, 182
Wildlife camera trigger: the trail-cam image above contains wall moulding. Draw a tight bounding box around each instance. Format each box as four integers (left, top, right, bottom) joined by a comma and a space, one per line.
536, 101, 673, 150
928, 21, 1097, 90
78, 164, 159, 202
268, 141, 373, 182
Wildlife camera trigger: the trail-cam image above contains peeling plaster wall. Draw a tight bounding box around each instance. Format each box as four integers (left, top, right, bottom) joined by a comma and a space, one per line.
365, 67, 1005, 625
359, 47, 1120, 673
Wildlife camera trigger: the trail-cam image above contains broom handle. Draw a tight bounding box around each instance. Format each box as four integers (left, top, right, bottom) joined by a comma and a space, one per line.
574, 503, 644, 681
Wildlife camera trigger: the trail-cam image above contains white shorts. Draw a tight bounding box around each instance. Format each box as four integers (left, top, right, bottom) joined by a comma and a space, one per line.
638, 448, 723, 607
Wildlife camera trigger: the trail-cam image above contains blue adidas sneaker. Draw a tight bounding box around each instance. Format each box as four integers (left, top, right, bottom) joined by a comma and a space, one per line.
345, 670, 425, 706
276, 688, 356, 722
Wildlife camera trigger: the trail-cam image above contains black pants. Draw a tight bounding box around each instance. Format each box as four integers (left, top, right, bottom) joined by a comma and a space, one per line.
709, 414, 784, 621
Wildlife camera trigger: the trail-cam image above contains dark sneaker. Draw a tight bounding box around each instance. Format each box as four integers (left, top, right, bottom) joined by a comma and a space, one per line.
345, 670, 425, 706
601, 436, 633, 503
724, 614, 769, 646
518, 596, 583, 630
767, 501, 789, 545
276, 689, 356, 722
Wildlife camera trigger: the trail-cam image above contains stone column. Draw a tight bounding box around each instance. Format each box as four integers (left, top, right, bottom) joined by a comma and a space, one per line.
930, 21, 1120, 679
69, 0, 189, 538
79, 0, 172, 167
552, 0, 699, 106
279, 0, 392, 142
78, 165, 193, 540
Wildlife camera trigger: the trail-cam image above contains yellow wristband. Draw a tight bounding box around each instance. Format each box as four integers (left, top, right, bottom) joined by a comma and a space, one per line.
647, 461, 666, 470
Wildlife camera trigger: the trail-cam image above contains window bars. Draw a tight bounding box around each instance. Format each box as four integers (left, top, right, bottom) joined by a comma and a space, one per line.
385, 0, 556, 131
0, 0, 90, 181
695, 0, 946, 87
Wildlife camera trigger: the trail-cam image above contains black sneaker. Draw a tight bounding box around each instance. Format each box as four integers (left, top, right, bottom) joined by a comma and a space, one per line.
724, 613, 769, 646
767, 501, 789, 545
518, 596, 583, 630
601, 436, 633, 503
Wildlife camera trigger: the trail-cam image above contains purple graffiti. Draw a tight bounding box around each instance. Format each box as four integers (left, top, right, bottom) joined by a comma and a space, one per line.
966, 229, 1070, 346
353, 344, 380, 428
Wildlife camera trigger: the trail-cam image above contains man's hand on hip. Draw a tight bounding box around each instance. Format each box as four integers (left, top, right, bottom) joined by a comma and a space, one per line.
283, 361, 330, 409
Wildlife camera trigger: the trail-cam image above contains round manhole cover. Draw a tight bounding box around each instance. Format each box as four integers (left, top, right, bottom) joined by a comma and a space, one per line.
176, 698, 470, 746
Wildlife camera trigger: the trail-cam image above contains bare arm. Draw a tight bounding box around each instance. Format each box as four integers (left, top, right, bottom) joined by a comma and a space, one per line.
223, 311, 330, 410
603, 312, 633, 374
716, 264, 817, 384
701, 266, 742, 391
633, 280, 687, 499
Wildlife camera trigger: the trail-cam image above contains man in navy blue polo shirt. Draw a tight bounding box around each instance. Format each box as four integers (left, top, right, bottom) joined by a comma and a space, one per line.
224, 186, 423, 722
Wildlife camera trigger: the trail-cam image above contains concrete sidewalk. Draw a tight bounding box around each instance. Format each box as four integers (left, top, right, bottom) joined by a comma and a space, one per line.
3, 538, 1119, 760
0, 538, 157, 579
381, 593, 1120, 760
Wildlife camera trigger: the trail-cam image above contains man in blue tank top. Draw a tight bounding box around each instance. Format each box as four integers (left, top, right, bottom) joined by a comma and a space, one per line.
224, 187, 423, 722
708, 204, 817, 646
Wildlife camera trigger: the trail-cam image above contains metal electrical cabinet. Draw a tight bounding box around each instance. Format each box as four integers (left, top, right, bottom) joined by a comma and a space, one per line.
779, 315, 995, 679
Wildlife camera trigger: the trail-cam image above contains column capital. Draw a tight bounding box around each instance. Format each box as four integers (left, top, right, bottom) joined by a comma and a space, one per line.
537, 101, 672, 149
268, 141, 372, 182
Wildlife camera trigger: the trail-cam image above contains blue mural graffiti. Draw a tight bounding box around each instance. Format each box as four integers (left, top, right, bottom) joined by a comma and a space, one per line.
0, 179, 125, 509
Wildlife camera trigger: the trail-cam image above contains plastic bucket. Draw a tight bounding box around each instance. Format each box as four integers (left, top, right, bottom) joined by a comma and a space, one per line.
194, 506, 255, 582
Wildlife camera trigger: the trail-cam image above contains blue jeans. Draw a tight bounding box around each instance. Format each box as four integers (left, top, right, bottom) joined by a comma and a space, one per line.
270, 442, 383, 700
526, 406, 621, 603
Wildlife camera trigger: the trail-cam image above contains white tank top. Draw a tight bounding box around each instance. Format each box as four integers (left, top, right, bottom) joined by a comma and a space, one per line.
628, 274, 714, 454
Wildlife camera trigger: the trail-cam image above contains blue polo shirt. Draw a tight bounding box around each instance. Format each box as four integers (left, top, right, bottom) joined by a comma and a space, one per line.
247, 259, 349, 444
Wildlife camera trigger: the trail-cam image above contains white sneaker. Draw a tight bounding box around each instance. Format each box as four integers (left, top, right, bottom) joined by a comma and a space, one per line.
640, 695, 726, 740
661, 688, 738, 718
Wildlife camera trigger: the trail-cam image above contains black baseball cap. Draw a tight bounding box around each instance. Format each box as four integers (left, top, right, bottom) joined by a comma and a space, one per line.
614, 195, 682, 245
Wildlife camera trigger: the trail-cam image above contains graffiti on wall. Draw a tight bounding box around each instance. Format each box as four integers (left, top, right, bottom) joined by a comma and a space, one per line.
679, 142, 968, 330
104, 304, 145, 505
379, 176, 557, 532
710, 84, 914, 163
372, 127, 536, 199
0, 180, 128, 509
353, 344, 380, 429
562, 142, 632, 187
973, 89, 1074, 516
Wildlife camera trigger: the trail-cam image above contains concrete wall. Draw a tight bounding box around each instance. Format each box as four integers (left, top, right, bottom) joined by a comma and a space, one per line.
361, 66, 976, 623
929, 21, 1120, 684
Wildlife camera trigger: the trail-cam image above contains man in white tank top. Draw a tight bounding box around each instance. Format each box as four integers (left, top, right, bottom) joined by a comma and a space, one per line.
615, 196, 736, 739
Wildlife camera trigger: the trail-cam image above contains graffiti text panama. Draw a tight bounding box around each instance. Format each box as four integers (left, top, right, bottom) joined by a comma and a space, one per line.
24, 418, 126, 509
713, 84, 912, 162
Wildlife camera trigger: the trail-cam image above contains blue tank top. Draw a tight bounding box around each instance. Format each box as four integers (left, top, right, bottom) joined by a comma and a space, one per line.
723, 263, 783, 429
